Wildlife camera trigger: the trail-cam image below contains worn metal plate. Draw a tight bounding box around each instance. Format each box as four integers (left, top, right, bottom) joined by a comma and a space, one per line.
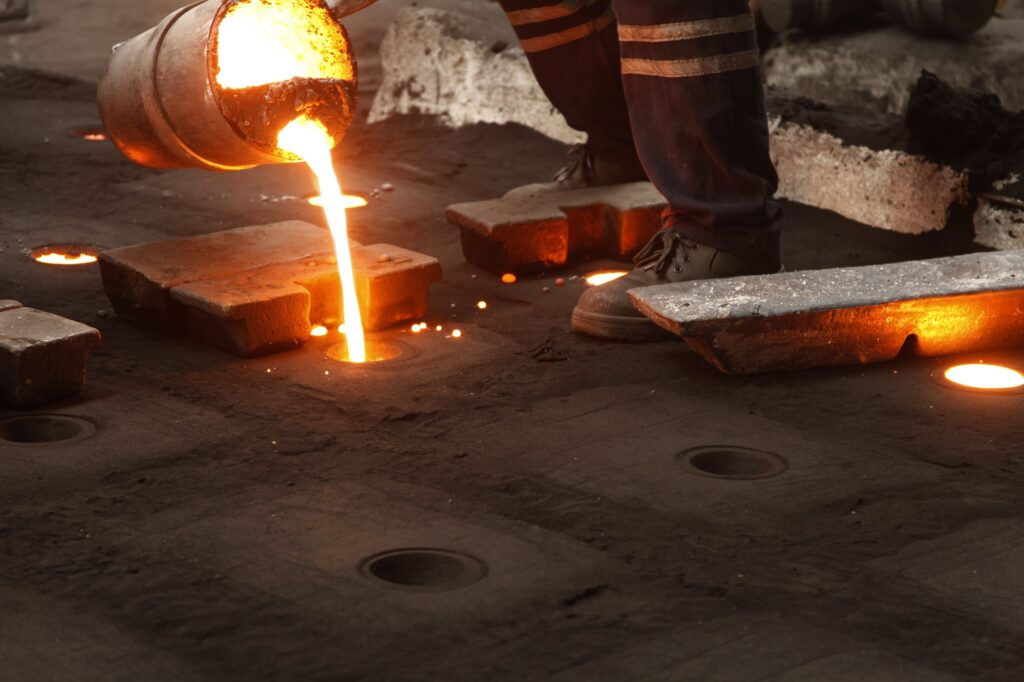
630, 251, 1024, 375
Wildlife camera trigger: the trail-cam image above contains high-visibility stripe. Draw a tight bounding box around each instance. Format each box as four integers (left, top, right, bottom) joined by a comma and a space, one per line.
505, 0, 596, 27
621, 49, 760, 78
617, 13, 755, 43
519, 7, 615, 53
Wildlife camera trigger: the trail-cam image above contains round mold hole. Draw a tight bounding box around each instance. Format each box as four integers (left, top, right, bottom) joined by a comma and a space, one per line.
325, 338, 415, 365
929, 363, 1024, 395
30, 244, 101, 267
359, 549, 487, 592
66, 125, 108, 141
0, 414, 97, 445
679, 446, 788, 480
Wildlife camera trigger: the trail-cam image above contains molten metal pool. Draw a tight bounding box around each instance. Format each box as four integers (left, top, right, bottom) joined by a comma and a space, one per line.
943, 363, 1024, 391
32, 246, 99, 266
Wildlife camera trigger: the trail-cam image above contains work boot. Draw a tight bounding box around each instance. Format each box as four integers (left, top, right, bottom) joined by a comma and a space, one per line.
571, 228, 781, 342
508, 139, 647, 197
552, 139, 648, 190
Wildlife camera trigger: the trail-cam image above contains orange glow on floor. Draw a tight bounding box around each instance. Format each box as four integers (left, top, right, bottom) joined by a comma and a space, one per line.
585, 270, 629, 286
307, 194, 368, 209
33, 249, 99, 266
944, 363, 1024, 390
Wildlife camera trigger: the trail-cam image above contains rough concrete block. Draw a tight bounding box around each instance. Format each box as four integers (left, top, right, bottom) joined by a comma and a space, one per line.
447, 183, 666, 274
763, 20, 1024, 115
630, 251, 1024, 375
99, 221, 334, 335
368, 5, 583, 145
974, 198, 1024, 250
0, 307, 101, 407
167, 245, 442, 357
768, 97, 968, 234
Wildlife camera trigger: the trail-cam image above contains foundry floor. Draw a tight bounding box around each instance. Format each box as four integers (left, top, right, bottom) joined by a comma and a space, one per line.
3, 3, 1024, 681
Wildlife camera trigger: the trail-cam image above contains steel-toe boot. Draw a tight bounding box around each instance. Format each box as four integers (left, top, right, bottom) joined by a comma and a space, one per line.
552, 139, 647, 189
571, 228, 781, 342
508, 138, 647, 197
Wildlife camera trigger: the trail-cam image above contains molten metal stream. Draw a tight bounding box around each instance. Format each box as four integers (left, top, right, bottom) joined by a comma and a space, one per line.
278, 117, 366, 363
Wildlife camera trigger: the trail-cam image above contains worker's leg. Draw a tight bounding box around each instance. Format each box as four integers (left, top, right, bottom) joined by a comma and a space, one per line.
612, 0, 781, 261
572, 0, 783, 341
497, 0, 643, 185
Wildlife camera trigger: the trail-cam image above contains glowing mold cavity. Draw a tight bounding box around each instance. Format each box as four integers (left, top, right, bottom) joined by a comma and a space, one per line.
31, 245, 100, 267
67, 125, 108, 141
326, 339, 409, 364
938, 363, 1024, 392
305, 192, 368, 209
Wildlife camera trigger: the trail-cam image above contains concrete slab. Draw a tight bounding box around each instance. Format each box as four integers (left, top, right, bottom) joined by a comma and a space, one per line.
368, 5, 582, 145
974, 197, 1024, 250
872, 517, 1024, 631
769, 98, 967, 234
631, 251, 1024, 374
169, 244, 442, 356
763, 20, 1024, 115
447, 183, 665, 274
99, 221, 335, 334
0, 306, 101, 407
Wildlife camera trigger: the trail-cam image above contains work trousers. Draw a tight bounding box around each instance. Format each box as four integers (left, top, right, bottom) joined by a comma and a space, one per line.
497, 0, 782, 263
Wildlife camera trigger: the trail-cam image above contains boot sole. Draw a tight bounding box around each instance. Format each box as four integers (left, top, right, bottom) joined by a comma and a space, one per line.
571, 306, 674, 343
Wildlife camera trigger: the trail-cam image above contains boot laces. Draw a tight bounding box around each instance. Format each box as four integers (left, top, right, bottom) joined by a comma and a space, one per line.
553, 143, 595, 184
634, 229, 700, 276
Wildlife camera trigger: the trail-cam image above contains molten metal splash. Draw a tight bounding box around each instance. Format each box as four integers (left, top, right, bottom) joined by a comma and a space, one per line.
34, 251, 98, 266
944, 363, 1024, 390
278, 116, 366, 363
214, 0, 354, 90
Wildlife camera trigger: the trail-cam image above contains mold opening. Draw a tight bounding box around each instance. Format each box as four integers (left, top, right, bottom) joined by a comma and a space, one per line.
680, 446, 788, 480
0, 415, 97, 445
30, 244, 100, 267
325, 338, 409, 364
360, 549, 487, 591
